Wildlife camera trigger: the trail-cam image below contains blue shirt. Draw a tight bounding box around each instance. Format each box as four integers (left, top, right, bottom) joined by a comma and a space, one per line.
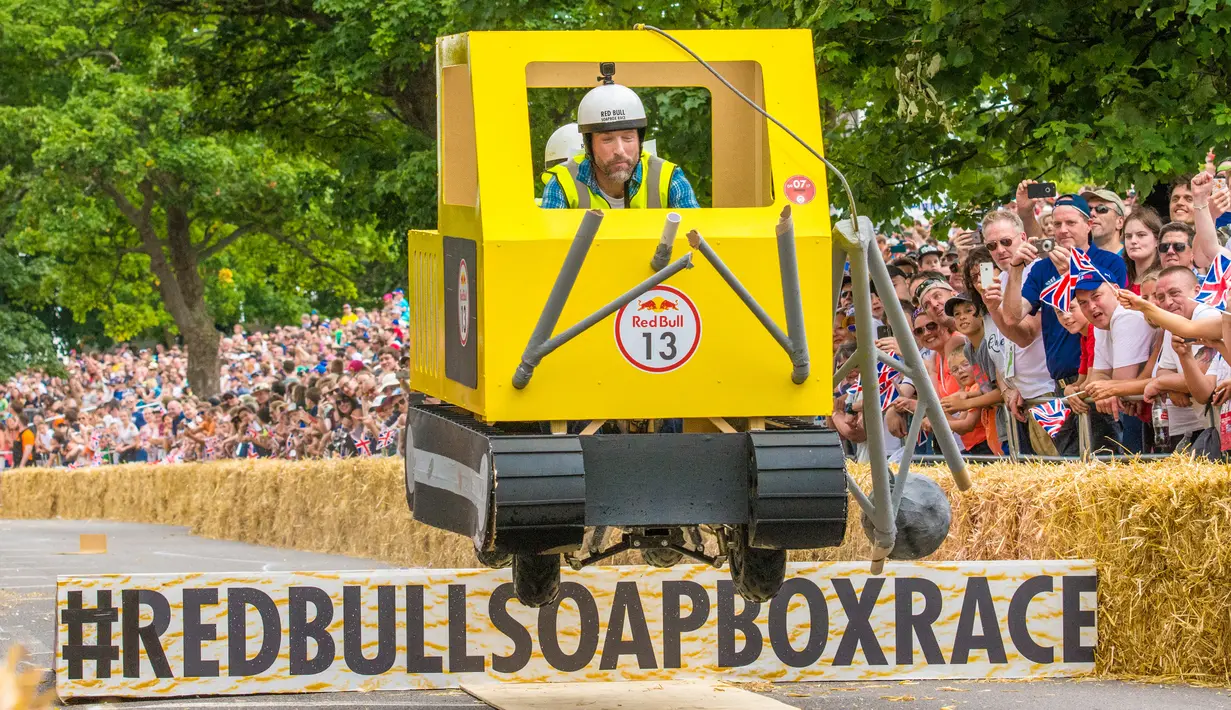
1021, 241, 1127, 381
541, 157, 700, 209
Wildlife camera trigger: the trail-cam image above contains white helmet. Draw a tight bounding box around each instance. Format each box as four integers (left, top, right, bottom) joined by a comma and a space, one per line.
643, 138, 657, 157
544, 123, 584, 166
576, 83, 647, 135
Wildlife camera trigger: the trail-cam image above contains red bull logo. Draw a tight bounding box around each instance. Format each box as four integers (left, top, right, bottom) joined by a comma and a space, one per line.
636, 297, 679, 313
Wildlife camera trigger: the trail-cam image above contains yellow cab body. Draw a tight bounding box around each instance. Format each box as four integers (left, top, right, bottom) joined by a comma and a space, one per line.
407, 29, 834, 423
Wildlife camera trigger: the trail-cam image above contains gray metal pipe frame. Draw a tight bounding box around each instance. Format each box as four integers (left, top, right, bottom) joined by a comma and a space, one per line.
687, 230, 806, 382
865, 235, 971, 491
891, 405, 928, 516
513, 210, 604, 389
843, 236, 898, 560
650, 212, 682, 271
775, 206, 811, 385
518, 253, 695, 379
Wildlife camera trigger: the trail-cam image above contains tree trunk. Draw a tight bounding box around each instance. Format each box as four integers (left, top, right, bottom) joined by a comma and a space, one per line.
179, 305, 221, 398
109, 180, 225, 398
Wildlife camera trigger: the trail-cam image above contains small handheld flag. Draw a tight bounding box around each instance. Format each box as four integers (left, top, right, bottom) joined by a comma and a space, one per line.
1030, 398, 1071, 438
1196, 252, 1231, 311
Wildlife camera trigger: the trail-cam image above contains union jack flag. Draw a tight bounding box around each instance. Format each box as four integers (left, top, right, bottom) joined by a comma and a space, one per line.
1195, 253, 1231, 311
876, 354, 902, 409
247, 421, 262, 438
353, 434, 372, 457
165, 448, 184, 464
1030, 398, 1071, 438
247, 444, 259, 460
1039, 272, 1076, 314
1069, 248, 1100, 277
377, 428, 397, 451
204, 437, 217, 459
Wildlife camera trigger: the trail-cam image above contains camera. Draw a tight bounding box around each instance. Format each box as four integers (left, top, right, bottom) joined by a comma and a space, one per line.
1030, 238, 1056, 253
598, 62, 616, 83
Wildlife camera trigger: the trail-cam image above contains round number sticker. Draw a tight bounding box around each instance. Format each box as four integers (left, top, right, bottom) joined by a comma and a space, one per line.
614, 285, 701, 373
458, 259, 470, 347
783, 175, 816, 205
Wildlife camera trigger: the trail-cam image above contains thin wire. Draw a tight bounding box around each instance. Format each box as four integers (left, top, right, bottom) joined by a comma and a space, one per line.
635, 24, 864, 241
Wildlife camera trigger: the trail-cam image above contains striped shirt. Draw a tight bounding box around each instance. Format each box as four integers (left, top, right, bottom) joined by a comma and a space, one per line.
541, 158, 700, 209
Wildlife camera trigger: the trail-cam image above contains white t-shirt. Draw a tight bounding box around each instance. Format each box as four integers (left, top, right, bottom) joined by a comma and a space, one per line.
1093, 306, 1154, 372
998, 266, 1054, 399
1157, 303, 1222, 435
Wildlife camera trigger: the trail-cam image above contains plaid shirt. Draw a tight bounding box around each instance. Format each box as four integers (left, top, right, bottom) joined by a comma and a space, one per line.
541, 158, 700, 209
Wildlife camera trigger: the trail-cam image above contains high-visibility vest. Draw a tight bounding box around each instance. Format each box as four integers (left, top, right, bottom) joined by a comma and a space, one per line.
543, 152, 675, 209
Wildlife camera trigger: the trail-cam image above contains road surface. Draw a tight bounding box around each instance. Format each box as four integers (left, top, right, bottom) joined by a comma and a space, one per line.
1, 519, 1228, 709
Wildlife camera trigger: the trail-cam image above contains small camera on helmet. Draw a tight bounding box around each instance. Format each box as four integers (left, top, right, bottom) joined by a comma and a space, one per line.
598, 62, 616, 83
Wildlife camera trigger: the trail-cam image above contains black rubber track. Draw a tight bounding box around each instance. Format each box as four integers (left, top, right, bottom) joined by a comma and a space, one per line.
729, 526, 787, 602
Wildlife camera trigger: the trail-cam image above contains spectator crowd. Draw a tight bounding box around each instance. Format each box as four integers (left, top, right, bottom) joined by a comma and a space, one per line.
0, 293, 414, 469
832, 150, 1231, 462
10, 154, 1231, 469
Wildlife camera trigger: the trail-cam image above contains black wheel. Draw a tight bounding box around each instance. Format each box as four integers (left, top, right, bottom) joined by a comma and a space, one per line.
641, 547, 683, 568
512, 553, 561, 607
475, 548, 513, 569
728, 526, 786, 603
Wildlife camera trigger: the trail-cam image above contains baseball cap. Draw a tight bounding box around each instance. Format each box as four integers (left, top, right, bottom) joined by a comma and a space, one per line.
379, 372, 400, 391
1079, 188, 1125, 216
914, 278, 954, 302
1053, 194, 1091, 218
1073, 270, 1116, 291
943, 292, 974, 317
916, 245, 942, 259
346, 360, 364, 373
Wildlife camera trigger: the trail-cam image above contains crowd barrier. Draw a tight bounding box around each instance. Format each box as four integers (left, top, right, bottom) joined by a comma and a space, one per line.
3, 456, 1231, 681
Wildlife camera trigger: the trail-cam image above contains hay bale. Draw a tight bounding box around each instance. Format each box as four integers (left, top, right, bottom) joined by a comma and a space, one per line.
5, 456, 1231, 681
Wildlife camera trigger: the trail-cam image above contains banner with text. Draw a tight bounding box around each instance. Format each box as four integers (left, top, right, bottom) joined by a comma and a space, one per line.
56, 560, 1096, 699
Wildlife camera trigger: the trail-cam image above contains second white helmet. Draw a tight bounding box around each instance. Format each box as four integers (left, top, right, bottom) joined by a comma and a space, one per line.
576, 83, 647, 134
544, 123, 584, 166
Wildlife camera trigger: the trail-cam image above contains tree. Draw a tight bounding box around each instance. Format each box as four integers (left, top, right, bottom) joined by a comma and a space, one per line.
1, 0, 390, 395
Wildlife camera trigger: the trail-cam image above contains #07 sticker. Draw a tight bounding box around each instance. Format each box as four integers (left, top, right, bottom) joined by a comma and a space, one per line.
614, 285, 701, 373
784, 175, 816, 205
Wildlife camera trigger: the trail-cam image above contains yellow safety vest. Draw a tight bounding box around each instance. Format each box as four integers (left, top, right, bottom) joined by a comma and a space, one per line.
543, 152, 675, 209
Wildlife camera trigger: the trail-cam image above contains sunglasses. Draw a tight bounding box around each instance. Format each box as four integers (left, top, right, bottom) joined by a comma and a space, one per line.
1159, 242, 1188, 254
913, 322, 940, 336
1092, 204, 1118, 215
840, 290, 852, 300
986, 237, 1016, 250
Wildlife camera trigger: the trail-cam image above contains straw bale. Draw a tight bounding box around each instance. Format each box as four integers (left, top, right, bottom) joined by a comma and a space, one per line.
4, 456, 1231, 680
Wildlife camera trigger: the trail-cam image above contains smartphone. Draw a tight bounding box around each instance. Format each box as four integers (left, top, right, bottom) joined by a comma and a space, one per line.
979, 261, 995, 290
1026, 182, 1057, 200
1216, 177, 1228, 192
972, 228, 984, 245
1030, 238, 1056, 253
876, 325, 892, 339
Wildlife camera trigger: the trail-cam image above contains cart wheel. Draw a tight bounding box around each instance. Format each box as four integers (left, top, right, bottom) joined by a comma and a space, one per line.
475, 548, 513, 569
728, 526, 786, 603
642, 547, 683, 568
512, 553, 561, 607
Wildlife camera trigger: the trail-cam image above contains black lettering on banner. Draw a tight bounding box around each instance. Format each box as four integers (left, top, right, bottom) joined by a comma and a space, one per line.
289, 586, 336, 676
832, 578, 887, 666
599, 582, 658, 670
894, 578, 945, 666
951, 577, 1007, 664
538, 582, 600, 673
343, 586, 396, 676
769, 578, 828, 668
406, 585, 443, 673
716, 580, 763, 668
448, 584, 485, 673
1062, 575, 1097, 663
488, 583, 532, 673
61, 589, 120, 680
122, 589, 172, 679
661, 581, 709, 669
1008, 576, 1054, 664
227, 588, 280, 677
183, 588, 220, 677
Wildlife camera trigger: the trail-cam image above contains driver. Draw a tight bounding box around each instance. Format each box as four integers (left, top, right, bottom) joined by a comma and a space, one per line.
541, 66, 700, 210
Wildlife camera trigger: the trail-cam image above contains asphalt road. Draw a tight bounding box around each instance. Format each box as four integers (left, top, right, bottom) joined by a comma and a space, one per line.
2, 519, 1229, 709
